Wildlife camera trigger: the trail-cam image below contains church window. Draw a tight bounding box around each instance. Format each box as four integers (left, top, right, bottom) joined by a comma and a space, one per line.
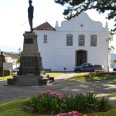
90, 35, 97, 46
43, 35, 47, 44
66, 34, 73, 46
78, 34, 85, 46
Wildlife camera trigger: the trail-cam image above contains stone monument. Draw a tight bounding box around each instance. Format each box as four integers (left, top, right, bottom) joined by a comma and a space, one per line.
7, 0, 54, 86
0, 52, 5, 76
19, 32, 42, 75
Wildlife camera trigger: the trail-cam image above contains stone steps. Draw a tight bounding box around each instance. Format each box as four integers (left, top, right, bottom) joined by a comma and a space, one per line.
7, 74, 54, 86
14, 75, 40, 86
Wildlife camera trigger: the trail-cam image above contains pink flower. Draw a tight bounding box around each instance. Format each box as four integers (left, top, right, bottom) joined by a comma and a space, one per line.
56, 114, 61, 116
73, 115, 77, 116
56, 94, 65, 99
68, 112, 72, 115
47, 90, 55, 95
72, 111, 78, 114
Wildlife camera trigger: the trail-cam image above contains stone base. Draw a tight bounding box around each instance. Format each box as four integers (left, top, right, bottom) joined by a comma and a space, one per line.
6, 32, 55, 86
7, 74, 54, 86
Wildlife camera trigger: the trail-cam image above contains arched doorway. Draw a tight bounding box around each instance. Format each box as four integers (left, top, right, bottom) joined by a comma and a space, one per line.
75, 50, 87, 66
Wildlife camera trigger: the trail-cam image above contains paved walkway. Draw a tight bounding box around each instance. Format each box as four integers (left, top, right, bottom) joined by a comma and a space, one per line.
0, 73, 116, 104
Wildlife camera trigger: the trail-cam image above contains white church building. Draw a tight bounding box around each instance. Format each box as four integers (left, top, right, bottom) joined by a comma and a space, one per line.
34, 12, 112, 72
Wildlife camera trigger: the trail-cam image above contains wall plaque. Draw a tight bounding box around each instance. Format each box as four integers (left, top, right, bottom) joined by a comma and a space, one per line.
24, 38, 33, 44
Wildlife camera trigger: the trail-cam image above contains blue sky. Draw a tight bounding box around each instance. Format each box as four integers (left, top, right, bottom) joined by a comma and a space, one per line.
0, 0, 115, 53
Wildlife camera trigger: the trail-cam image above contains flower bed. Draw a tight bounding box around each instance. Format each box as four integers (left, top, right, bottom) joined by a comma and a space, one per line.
56, 111, 106, 116
25, 90, 111, 115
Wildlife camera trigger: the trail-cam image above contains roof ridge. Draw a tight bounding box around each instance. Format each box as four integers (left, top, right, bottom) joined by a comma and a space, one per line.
34, 22, 56, 31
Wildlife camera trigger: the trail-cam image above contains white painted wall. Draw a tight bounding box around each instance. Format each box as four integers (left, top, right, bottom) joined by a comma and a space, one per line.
34, 12, 110, 71
5, 57, 18, 69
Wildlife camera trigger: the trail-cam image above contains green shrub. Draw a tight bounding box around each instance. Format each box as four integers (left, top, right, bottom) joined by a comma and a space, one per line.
97, 96, 111, 112
0, 70, 10, 76
84, 92, 98, 112
30, 96, 39, 112
29, 91, 64, 114
26, 90, 111, 115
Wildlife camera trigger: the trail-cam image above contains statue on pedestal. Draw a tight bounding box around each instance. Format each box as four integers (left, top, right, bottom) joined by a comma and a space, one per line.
7, 0, 54, 86
28, 0, 34, 32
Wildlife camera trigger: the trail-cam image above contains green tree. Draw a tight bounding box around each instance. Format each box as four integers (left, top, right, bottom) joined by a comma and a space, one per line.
114, 59, 116, 62
17, 48, 22, 64
17, 55, 20, 64
55, 0, 116, 31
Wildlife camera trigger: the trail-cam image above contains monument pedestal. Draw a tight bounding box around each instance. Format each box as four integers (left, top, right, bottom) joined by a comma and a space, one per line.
7, 32, 54, 86
19, 32, 42, 75
13, 75, 49, 86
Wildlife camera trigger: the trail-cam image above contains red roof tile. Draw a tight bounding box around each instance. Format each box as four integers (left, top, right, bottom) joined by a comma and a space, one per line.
34, 22, 56, 31
3, 52, 18, 59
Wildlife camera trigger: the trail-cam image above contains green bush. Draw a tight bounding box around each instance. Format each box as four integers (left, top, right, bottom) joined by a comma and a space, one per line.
97, 96, 111, 112
26, 90, 111, 115
30, 91, 64, 114
0, 70, 10, 76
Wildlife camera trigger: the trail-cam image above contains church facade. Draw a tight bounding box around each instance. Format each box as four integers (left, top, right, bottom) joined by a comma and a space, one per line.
34, 12, 111, 71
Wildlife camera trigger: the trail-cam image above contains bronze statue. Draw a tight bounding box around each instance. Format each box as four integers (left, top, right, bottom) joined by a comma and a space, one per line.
28, 0, 34, 32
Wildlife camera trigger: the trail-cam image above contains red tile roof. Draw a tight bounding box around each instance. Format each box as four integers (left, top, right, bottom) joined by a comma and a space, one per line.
34, 22, 56, 31
3, 52, 18, 59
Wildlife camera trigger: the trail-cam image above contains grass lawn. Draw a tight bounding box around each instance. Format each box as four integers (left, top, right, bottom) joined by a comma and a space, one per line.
66, 72, 116, 82
0, 99, 116, 116
108, 93, 116, 98
87, 105, 116, 116
0, 99, 48, 116
0, 73, 64, 81
0, 75, 13, 81
46, 72, 64, 77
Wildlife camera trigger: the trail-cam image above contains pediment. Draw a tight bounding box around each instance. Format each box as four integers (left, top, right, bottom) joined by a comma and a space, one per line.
57, 12, 108, 32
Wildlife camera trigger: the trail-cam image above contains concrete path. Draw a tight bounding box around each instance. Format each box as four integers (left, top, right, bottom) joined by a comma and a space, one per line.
0, 73, 116, 104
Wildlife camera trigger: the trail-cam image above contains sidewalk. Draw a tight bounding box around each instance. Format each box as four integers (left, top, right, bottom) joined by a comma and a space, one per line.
0, 73, 116, 104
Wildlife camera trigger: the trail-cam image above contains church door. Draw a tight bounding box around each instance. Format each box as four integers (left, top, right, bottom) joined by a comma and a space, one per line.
76, 50, 87, 66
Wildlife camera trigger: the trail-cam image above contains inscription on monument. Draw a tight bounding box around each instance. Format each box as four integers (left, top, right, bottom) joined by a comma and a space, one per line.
20, 56, 40, 75
24, 38, 33, 44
